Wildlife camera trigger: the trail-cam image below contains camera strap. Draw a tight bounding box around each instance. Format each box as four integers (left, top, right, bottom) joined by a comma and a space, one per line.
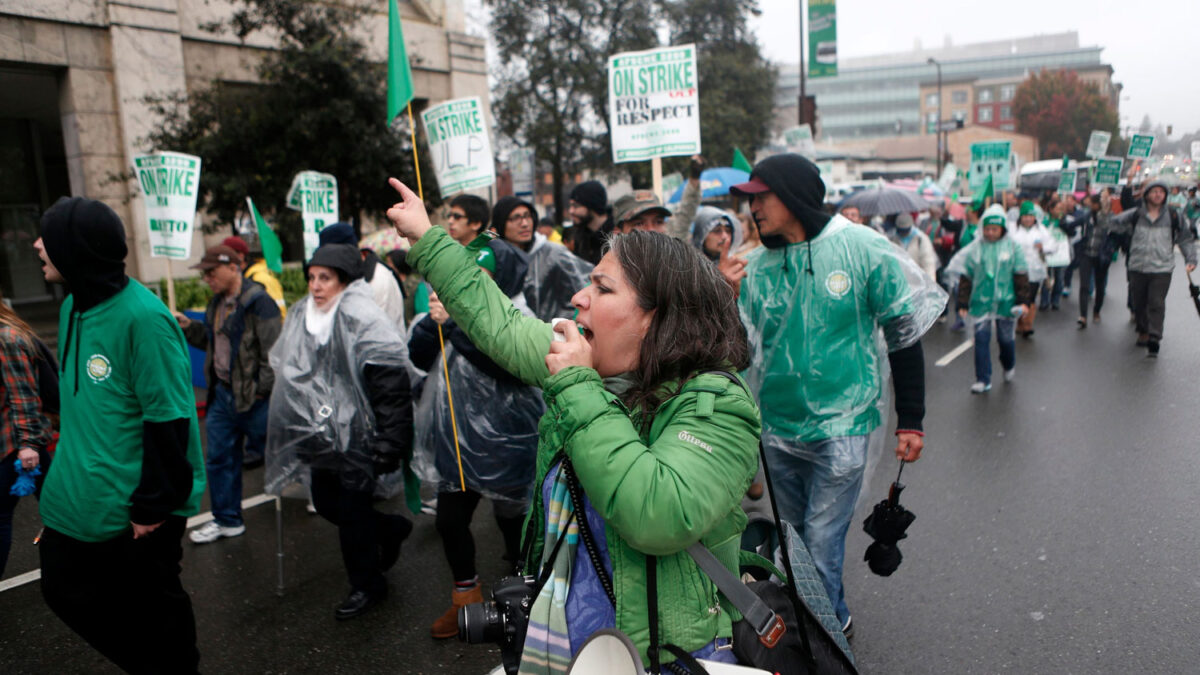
532, 508, 577, 598
562, 458, 616, 607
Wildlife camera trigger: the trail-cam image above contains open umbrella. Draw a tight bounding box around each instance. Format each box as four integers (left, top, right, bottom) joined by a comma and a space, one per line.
666, 167, 750, 204
861, 462, 916, 577
359, 227, 407, 256
838, 186, 931, 217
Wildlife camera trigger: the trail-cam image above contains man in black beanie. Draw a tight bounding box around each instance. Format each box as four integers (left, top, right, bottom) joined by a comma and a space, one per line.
566, 180, 610, 264
732, 154, 945, 639
33, 196, 205, 673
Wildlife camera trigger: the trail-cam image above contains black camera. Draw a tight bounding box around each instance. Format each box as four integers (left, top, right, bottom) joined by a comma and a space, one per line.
458, 575, 537, 675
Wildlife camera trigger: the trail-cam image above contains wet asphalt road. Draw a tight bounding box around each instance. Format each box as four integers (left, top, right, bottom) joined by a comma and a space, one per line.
2, 259, 1199, 673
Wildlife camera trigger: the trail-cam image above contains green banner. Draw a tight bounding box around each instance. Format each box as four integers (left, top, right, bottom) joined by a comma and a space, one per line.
1128, 134, 1155, 159
808, 0, 837, 78
968, 141, 1012, 192
1094, 157, 1123, 187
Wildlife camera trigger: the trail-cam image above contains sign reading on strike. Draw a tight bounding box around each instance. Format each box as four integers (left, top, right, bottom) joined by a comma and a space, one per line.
1127, 134, 1155, 159
1093, 157, 1123, 187
286, 171, 339, 261
1085, 131, 1111, 159
969, 141, 1013, 191
421, 97, 496, 196
1057, 169, 1076, 195
608, 44, 701, 163
133, 151, 202, 260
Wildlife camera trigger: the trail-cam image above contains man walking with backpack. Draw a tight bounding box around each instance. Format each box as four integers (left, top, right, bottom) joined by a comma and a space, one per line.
1108, 180, 1197, 357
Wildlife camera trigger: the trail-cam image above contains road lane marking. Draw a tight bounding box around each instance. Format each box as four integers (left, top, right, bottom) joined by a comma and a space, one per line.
935, 339, 974, 367
0, 493, 275, 594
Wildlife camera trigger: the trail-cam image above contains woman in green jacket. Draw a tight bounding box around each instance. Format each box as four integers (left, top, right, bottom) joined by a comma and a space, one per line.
387, 179, 760, 673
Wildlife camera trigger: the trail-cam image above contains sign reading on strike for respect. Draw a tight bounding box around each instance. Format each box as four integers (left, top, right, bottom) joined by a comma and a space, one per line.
1127, 134, 1155, 159
969, 141, 1013, 192
421, 96, 496, 196
1094, 157, 1123, 187
608, 44, 701, 163
1085, 130, 1111, 159
133, 151, 202, 260
286, 171, 339, 261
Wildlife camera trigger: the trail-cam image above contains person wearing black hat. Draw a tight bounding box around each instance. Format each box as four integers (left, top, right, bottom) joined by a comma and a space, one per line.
175, 244, 282, 543
732, 153, 946, 637
33, 197, 205, 673
493, 196, 592, 321
319, 222, 407, 331
566, 180, 611, 264
265, 243, 417, 619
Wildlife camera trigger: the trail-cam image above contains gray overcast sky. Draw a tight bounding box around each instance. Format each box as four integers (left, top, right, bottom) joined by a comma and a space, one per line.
749, 0, 1200, 137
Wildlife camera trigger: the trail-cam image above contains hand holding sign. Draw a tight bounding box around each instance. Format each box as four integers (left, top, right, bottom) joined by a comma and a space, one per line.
387, 178, 432, 244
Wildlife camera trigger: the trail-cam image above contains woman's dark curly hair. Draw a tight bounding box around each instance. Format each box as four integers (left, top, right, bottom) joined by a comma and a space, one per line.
606, 230, 749, 414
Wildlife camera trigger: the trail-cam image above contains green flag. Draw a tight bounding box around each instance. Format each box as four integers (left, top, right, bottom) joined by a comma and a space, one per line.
971, 173, 993, 212
246, 197, 283, 273
732, 147, 753, 173
387, 0, 414, 126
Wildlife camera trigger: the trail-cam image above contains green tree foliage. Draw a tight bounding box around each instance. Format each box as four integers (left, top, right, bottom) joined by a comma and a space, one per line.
658, 0, 777, 177
488, 0, 659, 220
1013, 69, 1120, 160
143, 0, 430, 259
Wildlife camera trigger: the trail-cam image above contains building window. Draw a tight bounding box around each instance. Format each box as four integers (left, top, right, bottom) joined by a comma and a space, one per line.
977, 88, 993, 103
925, 111, 937, 134
1000, 85, 1016, 101
951, 90, 968, 104
978, 107, 993, 123
1000, 106, 1012, 120
925, 93, 938, 108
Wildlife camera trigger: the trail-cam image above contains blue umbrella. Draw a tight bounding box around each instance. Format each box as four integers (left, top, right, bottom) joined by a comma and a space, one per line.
667, 167, 750, 204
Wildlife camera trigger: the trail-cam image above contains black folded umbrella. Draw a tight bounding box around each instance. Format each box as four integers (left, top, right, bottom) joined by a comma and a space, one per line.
1187, 271, 1200, 319
862, 463, 916, 577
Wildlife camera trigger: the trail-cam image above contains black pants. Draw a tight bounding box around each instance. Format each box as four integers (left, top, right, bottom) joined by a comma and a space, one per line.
1128, 271, 1172, 340
39, 516, 199, 675
310, 468, 411, 596
0, 446, 50, 577
435, 489, 526, 582
1078, 255, 1111, 317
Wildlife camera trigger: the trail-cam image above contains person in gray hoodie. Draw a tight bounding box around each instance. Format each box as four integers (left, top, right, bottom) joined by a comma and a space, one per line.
1108, 180, 1197, 356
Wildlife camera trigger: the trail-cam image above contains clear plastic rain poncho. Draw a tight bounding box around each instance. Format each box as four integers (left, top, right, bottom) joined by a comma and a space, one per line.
523, 233, 593, 321
264, 280, 413, 496
689, 205, 744, 259
411, 293, 544, 503
739, 215, 944, 510
944, 208, 1029, 321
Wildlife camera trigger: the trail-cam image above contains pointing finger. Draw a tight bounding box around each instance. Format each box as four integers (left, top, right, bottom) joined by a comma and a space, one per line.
388, 177, 419, 203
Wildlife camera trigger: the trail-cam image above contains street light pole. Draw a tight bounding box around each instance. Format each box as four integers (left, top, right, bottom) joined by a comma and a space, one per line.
928, 57, 943, 178
798, 1, 807, 125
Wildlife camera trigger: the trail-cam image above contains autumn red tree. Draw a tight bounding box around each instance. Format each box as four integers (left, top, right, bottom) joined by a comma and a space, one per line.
1013, 69, 1120, 160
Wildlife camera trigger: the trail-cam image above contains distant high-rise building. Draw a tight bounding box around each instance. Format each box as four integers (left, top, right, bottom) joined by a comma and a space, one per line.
776, 32, 1119, 141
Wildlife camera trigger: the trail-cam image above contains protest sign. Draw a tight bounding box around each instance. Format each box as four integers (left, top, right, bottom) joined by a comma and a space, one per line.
1085, 131, 1111, 159
1057, 169, 1076, 195
1094, 157, 1123, 187
509, 148, 535, 198
808, 0, 837, 78
1191, 140, 1200, 163
968, 141, 1013, 192
133, 151, 201, 260
1127, 134, 1155, 159
421, 96, 496, 196
286, 171, 339, 261
783, 124, 817, 158
608, 44, 701, 163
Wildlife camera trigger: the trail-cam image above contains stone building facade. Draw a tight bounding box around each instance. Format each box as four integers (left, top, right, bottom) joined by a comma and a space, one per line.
0, 0, 487, 308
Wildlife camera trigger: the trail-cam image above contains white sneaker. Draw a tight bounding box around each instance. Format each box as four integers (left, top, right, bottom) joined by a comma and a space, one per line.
970, 381, 991, 394
1003, 368, 1016, 382
189, 521, 245, 544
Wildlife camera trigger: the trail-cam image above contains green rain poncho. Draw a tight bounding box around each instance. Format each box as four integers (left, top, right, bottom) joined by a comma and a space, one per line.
946, 204, 1028, 319
739, 215, 947, 442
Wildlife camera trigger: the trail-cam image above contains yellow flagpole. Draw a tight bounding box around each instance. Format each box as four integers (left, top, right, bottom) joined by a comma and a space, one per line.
407, 101, 466, 493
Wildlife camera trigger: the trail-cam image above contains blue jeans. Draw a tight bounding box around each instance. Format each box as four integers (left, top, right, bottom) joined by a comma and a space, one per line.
763, 434, 868, 625
205, 384, 269, 527
973, 317, 1016, 385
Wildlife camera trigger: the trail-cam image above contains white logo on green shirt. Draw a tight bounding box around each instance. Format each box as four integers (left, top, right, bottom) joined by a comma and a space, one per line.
825, 270, 851, 298
87, 354, 112, 382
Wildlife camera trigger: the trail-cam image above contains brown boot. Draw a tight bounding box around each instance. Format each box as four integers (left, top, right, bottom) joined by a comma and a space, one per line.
431, 585, 483, 639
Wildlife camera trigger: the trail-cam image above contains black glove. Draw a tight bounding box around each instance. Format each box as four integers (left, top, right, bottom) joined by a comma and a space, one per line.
688, 155, 706, 180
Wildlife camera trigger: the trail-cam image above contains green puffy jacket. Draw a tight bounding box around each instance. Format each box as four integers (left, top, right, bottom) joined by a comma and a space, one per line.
408, 228, 761, 662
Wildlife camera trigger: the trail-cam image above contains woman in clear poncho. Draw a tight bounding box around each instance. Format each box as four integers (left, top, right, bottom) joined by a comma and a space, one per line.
264, 243, 417, 621
409, 235, 544, 638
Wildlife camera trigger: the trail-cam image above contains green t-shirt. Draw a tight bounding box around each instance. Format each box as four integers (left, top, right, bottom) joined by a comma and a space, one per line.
40, 281, 206, 542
